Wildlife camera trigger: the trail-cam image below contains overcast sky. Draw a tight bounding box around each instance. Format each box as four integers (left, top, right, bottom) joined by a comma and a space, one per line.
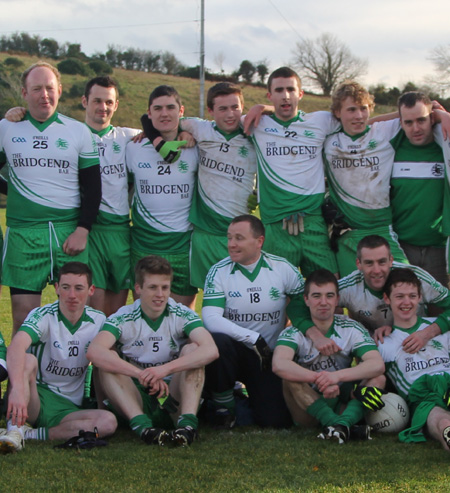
0, 0, 448, 92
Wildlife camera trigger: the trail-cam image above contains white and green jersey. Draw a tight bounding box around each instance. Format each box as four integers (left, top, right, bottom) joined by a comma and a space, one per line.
377, 317, 450, 400
203, 251, 304, 349
277, 316, 377, 389
0, 112, 99, 228
126, 138, 198, 252
101, 298, 203, 369
0, 329, 6, 371
324, 119, 401, 229
249, 111, 339, 224
90, 125, 140, 227
390, 125, 445, 247
338, 261, 450, 333
181, 118, 256, 235
19, 301, 106, 406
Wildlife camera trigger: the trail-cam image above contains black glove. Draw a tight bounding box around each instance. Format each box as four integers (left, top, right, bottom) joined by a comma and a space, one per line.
353, 385, 387, 411
157, 393, 180, 414
252, 335, 272, 371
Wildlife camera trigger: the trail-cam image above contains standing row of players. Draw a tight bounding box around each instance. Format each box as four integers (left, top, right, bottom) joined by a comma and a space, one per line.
0, 61, 450, 451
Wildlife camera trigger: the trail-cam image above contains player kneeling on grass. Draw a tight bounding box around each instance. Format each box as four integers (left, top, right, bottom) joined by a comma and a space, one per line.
377, 268, 450, 450
272, 269, 385, 443
0, 262, 117, 454
87, 255, 219, 447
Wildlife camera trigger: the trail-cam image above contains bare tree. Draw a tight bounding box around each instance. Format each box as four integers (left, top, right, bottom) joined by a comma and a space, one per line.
426, 44, 450, 96
292, 33, 368, 96
213, 51, 226, 73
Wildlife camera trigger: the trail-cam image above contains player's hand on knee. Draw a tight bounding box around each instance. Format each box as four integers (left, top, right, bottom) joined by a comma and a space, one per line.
373, 325, 392, 345
322, 384, 340, 399
315, 371, 339, 393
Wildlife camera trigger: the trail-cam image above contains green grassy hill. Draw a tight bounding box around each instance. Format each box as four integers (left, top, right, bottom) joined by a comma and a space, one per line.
0, 52, 395, 127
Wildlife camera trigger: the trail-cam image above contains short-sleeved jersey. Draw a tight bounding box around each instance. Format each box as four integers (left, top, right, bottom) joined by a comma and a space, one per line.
126, 138, 198, 252
277, 316, 377, 389
390, 125, 445, 246
338, 261, 450, 333
101, 298, 203, 369
324, 120, 401, 229
90, 125, 140, 226
377, 317, 450, 400
250, 111, 339, 224
0, 112, 99, 228
19, 301, 106, 406
203, 251, 304, 349
0, 329, 6, 371
181, 118, 257, 235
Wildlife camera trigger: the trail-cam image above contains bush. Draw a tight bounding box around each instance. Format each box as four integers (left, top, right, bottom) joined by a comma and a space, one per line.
68, 81, 87, 98
3, 57, 24, 68
88, 59, 113, 75
57, 58, 90, 76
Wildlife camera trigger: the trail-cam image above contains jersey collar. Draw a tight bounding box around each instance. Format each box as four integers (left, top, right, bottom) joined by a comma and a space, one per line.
270, 111, 304, 128
58, 306, 94, 334
213, 124, 246, 141
141, 305, 169, 332
26, 111, 63, 131
392, 317, 422, 334
87, 124, 114, 137
231, 253, 272, 282
363, 281, 384, 299
343, 126, 370, 141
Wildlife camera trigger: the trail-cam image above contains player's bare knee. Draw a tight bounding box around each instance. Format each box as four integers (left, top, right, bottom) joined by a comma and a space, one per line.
179, 342, 199, 356
95, 411, 118, 437
24, 353, 38, 379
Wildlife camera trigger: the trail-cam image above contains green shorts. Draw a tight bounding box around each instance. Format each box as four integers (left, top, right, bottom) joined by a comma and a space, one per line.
336, 225, 408, 277
190, 228, 229, 289
89, 224, 131, 292
2, 223, 89, 291
264, 216, 337, 277
35, 384, 82, 429
134, 380, 174, 429
131, 248, 197, 296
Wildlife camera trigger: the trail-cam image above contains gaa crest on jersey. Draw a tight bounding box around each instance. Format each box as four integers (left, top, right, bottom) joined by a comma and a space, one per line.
238, 146, 249, 158
269, 287, 281, 300
431, 163, 444, 177
178, 161, 189, 173
55, 138, 69, 150
367, 139, 378, 150
430, 340, 444, 351
303, 130, 315, 138
112, 141, 121, 153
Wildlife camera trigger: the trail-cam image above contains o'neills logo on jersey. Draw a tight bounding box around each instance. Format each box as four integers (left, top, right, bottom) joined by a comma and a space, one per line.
404, 356, 450, 372
265, 142, 317, 157
228, 310, 281, 323
331, 156, 380, 169
45, 358, 86, 377
139, 183, 190, 195
200, 155, 245, 177
11, 157, 70, 168
101, 163, 126, 175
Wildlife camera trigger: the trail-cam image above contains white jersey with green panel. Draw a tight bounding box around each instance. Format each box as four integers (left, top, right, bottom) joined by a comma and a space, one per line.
19, 301, 106, 406
90, 125, 140, 226
390, 125, 445, 247
126, 138, 198, 252
277, 316, 377, 389
101, 298, 203, 369
181, 118, 257, 235
338, 261, 450, 333
324, 119, 401, 229
377, 317, 450, 400
0, 112, 99, 228
203, 251, 304, 349
249, 111, 339, 224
